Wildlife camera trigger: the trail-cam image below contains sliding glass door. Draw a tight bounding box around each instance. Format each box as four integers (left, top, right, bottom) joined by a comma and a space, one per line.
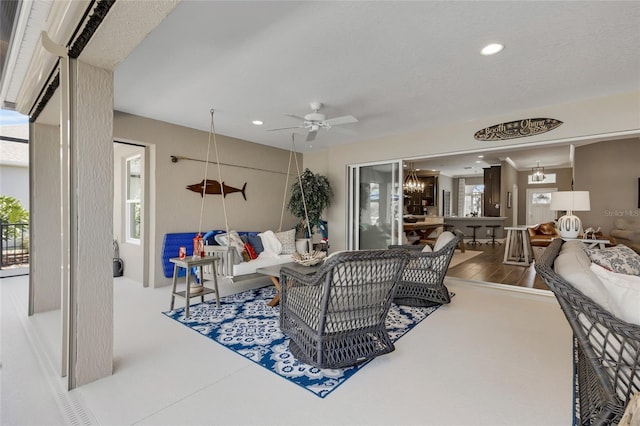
348, 161, 403, 250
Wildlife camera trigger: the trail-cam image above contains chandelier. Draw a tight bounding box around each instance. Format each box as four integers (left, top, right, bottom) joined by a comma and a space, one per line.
403, 163, 424, 193
531, 161, 545, 182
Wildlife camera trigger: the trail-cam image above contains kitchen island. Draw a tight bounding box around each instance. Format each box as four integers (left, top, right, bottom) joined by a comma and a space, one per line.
443, 216, 507, 238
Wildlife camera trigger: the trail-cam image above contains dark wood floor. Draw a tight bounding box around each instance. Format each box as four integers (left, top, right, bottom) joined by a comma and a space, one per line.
446, 241, 549, 291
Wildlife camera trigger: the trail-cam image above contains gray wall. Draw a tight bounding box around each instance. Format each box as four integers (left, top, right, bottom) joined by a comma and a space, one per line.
501, 161, 518, 226
305, 91, 639, 251
575, 137, 640, 234
113, 112, 300, 287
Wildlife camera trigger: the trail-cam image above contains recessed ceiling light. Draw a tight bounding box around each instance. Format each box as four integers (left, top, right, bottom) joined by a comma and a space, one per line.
477, 155, 484, 158
252, 120, 263, 125
481, 43, 504, 56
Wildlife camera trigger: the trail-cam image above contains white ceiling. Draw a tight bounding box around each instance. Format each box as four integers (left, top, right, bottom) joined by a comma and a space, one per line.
114, 1, 640, 158
7, 1, 635, 176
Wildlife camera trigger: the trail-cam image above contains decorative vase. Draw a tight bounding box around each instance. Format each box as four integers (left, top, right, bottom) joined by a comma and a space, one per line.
295, 238, 311, 254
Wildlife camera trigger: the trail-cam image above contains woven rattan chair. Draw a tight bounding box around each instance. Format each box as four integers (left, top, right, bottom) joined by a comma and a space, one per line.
279, 249, 410, 369
388, 231, 461, 307
536, 239, 640, 425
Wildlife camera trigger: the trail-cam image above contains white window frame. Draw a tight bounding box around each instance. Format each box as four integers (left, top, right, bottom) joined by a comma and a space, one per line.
125, 154, 142, 244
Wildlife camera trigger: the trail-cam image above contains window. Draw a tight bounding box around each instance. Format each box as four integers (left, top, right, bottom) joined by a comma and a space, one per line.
126, 155, 141, 243
463, 184, 484, 217
528, 172, 556, 184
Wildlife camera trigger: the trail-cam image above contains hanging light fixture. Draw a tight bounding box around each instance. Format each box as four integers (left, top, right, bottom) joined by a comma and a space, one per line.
531, 161, 545, 182
403, 163, 425, 193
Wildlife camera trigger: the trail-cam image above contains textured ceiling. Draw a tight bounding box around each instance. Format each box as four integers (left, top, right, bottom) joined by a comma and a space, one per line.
114, 1, 640, 160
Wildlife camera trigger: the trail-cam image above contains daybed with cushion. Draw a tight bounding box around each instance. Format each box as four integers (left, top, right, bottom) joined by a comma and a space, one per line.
388, 231, 461, 307
161, 229, 296, 282
535, 239, 640, 425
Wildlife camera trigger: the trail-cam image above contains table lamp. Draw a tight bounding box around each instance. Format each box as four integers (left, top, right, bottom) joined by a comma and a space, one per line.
549, 191, 591, 238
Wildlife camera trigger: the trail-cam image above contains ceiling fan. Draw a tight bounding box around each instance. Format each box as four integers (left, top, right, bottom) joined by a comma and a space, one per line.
268, 101, 358, 142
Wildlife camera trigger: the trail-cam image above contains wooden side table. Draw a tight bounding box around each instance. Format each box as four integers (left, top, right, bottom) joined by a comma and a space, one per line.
170, 256, 220, 317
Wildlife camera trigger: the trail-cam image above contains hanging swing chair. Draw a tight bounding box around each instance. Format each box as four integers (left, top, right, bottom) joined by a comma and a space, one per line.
199, 112, 320, 283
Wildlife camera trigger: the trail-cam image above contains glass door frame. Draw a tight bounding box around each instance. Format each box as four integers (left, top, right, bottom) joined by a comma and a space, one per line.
347, 159, 403, 250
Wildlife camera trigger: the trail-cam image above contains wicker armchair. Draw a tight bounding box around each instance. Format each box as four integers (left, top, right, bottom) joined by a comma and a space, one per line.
279, 249, 410, 369
388, 232, 461, 307
535, 239, 640, 425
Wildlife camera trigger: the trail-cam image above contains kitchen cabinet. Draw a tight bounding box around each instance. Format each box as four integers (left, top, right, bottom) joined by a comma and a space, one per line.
483, 166, 501, 217
404, 176, 438, 215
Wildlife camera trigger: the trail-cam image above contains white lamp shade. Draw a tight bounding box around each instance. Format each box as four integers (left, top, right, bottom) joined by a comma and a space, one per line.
550, 191, 590, 212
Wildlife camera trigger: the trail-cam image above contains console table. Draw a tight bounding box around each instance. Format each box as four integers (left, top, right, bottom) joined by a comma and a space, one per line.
170, 255, 220, 317
503, 226, 532, 266
561, 236, 614, 249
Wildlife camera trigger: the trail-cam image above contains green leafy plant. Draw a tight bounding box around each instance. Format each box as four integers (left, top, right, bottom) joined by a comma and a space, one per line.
0, 196, 29, 240
287, 169, 333, 236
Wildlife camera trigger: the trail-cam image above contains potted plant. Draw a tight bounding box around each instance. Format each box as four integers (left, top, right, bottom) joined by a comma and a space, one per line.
287, 169, 333, 249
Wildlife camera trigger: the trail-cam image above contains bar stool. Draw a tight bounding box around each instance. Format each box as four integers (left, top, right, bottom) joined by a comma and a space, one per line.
485, 224, 502, 246
466, 225, 482, 246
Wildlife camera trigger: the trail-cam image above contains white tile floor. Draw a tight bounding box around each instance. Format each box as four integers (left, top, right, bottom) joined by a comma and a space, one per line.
2, 274, 573, 425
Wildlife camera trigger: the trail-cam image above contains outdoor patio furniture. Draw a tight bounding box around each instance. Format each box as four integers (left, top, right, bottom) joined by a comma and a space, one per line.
279, 249, 410, 369
388, 231, 461, 307
536, 239, 640, 425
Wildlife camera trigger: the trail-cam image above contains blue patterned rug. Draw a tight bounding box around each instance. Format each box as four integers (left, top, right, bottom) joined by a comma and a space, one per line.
163, 286, 447, 398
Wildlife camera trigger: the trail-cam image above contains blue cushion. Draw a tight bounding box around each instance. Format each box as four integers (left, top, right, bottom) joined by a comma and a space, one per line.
247, 234, 264, 255
161, 233, 198, 278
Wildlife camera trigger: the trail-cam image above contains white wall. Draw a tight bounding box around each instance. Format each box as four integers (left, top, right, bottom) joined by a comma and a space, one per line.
113, 112, 301, 287
305, 91, 640, 251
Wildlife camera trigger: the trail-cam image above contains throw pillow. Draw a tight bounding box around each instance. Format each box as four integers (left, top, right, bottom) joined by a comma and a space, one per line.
215, 231, 245, 259
275, 229, 296, 255
244, 242, 258, 260
590, 263, 640, 325
247, 234, 264, 255
433, 231, 455, 251
587, 245, 640, 276
538, 222, 556, 235
258, 230, 282, 258
214, 232, 229, 246
421, 244, 433, 253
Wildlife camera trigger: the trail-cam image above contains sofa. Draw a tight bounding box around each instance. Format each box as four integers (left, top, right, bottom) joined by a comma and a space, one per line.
611, 217, 640, 254
527, 222, 560, 261
535, 239, 640, 424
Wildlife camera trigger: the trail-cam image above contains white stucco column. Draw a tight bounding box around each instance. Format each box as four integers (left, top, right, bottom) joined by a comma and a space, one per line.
28, 123, 62, 314
68, 58, 114, 387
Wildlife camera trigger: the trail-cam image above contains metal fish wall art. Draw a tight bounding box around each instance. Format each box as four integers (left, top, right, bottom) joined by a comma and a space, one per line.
186, 179, 247, 200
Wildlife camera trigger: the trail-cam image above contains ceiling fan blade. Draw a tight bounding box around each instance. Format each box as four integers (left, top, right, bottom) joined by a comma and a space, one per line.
306, 130, 318, 142
325, 115, 358, 126
330, 126, 356, 135
267, 126, 303, 132
283, 114, 306, 121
